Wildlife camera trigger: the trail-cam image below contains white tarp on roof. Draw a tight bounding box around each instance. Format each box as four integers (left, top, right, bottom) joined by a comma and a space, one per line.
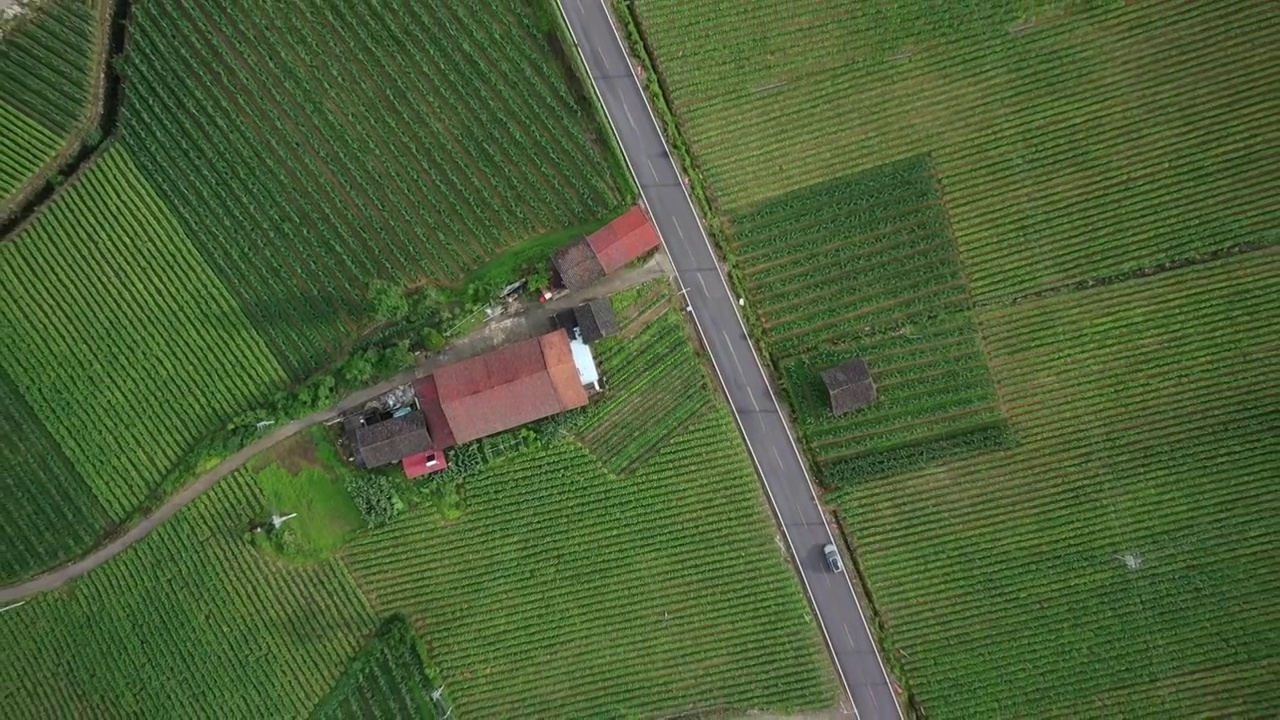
569, 328, 599, 389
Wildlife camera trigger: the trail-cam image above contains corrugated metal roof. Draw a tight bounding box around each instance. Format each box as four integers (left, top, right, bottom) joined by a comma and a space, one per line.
586, 206, 661, 274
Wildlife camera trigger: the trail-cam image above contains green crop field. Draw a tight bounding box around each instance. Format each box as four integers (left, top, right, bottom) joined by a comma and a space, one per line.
732, 156, 1011, 483
341, 304, 836, 717
311, 616, 446, 720
839, 253, 1279, 717
1, 299, 837, 717
121, 0, 627, 378
629, 0, 1280, 716
0, 366, 109, 582
0, 146, 285, 537
0, 0, 102, 205
0, 470, 376, 717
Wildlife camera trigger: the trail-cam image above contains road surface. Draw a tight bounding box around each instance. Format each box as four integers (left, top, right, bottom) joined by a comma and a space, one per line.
556, 2, 903, 718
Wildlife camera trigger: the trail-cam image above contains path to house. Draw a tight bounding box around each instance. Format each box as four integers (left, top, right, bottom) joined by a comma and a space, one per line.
0, 255, 669, 603
557, 2, 903, 718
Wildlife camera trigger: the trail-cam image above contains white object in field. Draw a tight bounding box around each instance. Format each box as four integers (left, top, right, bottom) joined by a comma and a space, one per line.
271, 512, 298, 529
738, 297, 745, 306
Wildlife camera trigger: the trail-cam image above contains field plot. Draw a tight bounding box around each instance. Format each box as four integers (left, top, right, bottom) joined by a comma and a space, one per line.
123, 0, 626, 377
310, 616, 445, 720
0, 470, 375, 717
342, 307, 835, 717
0, 146, 285, 520
634, 0, 1279, 300
731, 156, 1008, 483
838, 253, 1280, 717
0, 0, 99, 133
0, 0, 102, 205
0, 367, 109, 584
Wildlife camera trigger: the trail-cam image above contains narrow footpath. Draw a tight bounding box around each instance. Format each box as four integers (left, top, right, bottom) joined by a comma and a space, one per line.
0, 255, 669, 603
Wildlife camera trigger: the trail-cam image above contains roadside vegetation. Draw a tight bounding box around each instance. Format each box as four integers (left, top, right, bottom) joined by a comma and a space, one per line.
625, 0, 1279, 716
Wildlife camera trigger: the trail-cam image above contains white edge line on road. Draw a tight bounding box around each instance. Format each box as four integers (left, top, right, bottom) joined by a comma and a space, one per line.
557, 2, 903, 717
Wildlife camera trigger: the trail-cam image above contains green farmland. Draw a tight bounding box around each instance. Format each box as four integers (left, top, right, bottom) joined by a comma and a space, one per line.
1, 0, 103, 207
0, 299, 837, 717
342, 302, 836, 717
630, 0, 1280, 716
122, 0, 627, 377
0, 146, 285, 581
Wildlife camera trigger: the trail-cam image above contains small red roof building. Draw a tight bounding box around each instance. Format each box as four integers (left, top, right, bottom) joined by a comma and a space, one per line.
585, 206, 661, 274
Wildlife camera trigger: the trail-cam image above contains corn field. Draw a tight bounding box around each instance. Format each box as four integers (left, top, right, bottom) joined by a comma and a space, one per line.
632, 0, 1280, 715
121, 0, 627, 378
0, 147, 285, 523
840, 254, 1280, 717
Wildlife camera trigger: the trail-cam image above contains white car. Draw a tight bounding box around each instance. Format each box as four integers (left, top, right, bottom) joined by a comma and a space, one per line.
823, 543, 844, 573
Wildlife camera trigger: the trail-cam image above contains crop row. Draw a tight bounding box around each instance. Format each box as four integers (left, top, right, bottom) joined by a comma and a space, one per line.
342, 373, 835, 714
0, 101, 61, 201
0, 470, 376, 717
1, 147, 285, 517
121, 0, 622, 377
0, 0, 97, 135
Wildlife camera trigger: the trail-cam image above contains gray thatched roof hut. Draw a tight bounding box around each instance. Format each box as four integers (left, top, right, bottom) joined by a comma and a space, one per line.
821, 359, 877, 416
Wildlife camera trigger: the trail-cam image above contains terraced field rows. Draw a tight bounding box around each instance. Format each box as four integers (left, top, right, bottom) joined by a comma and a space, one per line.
123, 0, 625, 377
0, 0, 99, 134
0, 101, 60, 201
0, 471, 375, 717
0, 367, 109, 583
0, 0, 102, 206
839, 254, 1280, 717
0, 147, 285, 518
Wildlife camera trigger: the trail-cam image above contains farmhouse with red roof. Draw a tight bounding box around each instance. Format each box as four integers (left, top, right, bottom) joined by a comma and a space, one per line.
552, 205, 661, 290
352, 329, 594, 479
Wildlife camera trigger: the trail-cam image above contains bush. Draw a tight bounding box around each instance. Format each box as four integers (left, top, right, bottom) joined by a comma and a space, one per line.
345, 473, 400, 527
367, 279, 408, 322
419, 327, 446, 352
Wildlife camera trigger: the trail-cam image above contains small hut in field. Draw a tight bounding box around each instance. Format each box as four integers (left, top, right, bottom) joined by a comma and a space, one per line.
821, 358, 877, 416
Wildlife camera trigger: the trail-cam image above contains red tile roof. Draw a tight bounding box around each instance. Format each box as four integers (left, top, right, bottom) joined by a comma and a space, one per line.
540, 332, 589, 410
433, 330, 588, 444
414, 374, 456, 449
586, 206, 661, 274
403, 450, 448, 479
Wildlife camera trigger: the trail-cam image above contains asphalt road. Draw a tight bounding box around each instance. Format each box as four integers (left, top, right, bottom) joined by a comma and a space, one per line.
557, 2, 904, 718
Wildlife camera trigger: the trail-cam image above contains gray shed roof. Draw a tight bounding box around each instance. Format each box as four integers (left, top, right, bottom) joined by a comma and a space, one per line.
820, 359, 877, 415
574, 298, 619, 344
344, 410, 432, 468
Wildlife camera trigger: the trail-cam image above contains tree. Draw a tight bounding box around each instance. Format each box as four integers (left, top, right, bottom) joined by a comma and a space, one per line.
338, 350, 375, 387
527, 265, 552, 293
367, 279, 408, 322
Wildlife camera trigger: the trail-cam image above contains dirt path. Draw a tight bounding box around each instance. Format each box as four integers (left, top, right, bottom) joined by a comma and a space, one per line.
0, 255, 671, 603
